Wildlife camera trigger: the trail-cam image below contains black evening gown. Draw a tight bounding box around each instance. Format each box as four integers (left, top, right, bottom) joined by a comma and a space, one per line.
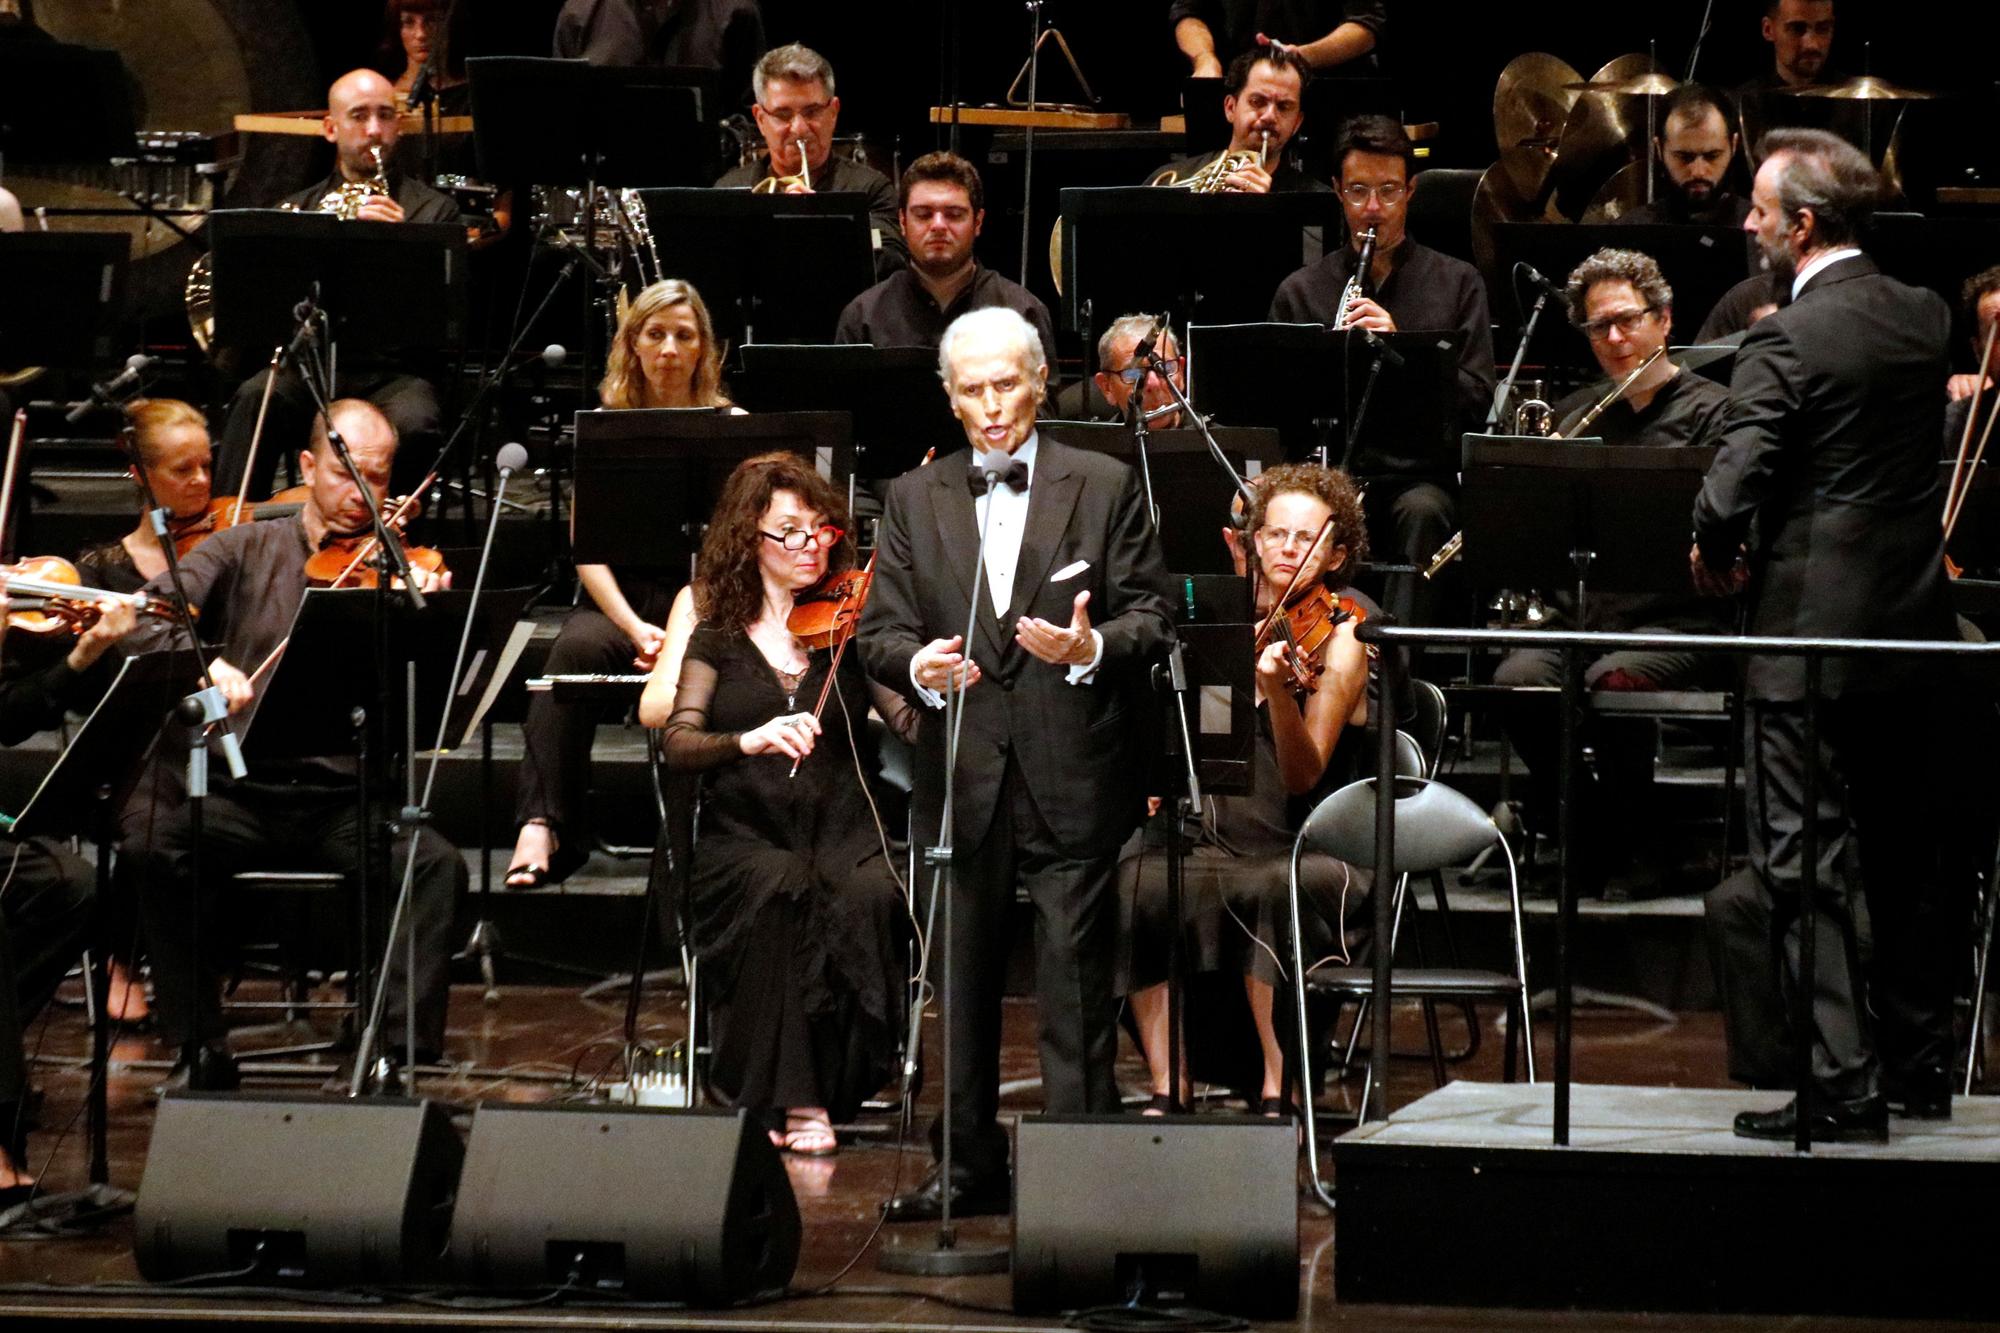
660, 622, 915, 1120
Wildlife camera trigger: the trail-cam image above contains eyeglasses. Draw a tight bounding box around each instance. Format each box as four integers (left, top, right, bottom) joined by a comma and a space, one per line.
758, 102, 832, 127
1577, 307, 1658, 340
1339, 182, 1407, 206
760, 524, 843, 552
1116, 357, 1181, 386
1253, 525, 1327, 551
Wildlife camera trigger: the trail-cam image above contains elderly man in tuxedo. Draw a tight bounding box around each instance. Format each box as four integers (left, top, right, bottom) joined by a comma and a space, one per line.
861, 307, 1175, 1219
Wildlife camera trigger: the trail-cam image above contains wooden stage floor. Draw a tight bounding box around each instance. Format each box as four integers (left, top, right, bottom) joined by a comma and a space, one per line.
0, 978, 1985, 1331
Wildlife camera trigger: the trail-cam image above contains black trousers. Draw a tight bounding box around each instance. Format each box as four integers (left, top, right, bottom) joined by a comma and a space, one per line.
1703, 866, 1798, 1089
215, 366, 440, 500
1744, 694, 1961, 1101
120, 767, 466, 1057
1361, 477, 1454, 629
515, 605, 651, 843
927, 758, 1122, 1178
0, 838, 95, 1112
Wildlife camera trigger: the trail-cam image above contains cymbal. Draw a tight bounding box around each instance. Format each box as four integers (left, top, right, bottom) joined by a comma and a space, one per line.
1548, 55, 1657, 220
1471, 151, 1566, 281
1580, 161, 1647, 224
3, 178, 196, 262
1562, 72, 1680, 96
1784, 75, 1937, 101
1494, 52, 1582, 151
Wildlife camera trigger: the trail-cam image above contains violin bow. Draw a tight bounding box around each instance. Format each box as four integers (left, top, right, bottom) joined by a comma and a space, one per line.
230, 345, 287, 524
0, 410, 23, 569
1945, 319, 2000, 542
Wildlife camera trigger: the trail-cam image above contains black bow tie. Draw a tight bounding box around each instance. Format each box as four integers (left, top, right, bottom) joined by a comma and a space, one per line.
968, 457, 1030, 496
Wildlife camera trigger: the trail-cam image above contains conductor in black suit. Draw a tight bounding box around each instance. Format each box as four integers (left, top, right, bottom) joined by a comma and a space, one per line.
861, 307, 1175, 1218
1692, 128, 1960, 1142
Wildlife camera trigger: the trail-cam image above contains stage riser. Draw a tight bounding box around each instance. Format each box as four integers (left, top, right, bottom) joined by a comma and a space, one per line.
1335, 1138, 2000, 1318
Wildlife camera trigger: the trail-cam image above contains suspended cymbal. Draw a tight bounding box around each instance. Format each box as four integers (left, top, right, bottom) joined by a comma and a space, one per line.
1471, 152, 1566, 282
1562, 71, 1681, 96
1494, 52, 1582, 152
1580, 161, 1647, 224
1784, 75, 1937, 101
1548, 55, 1657, 221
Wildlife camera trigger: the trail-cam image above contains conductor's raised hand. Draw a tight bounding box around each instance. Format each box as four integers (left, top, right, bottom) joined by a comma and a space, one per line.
1016, 590, 1096, 667
914, 635, 981, 693
740, 711, 821, 760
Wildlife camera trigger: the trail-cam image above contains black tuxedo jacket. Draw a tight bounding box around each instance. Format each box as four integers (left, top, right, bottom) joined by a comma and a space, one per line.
1694, 254, 1956, 700
860, 439, 1175, 858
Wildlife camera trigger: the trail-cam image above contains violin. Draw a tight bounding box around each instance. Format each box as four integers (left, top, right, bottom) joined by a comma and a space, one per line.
302, 491, 445, 589
170, 485, 310, 558
1, 555, 184, 636
785, 568, 872, 651
1250, 584, 1371, 697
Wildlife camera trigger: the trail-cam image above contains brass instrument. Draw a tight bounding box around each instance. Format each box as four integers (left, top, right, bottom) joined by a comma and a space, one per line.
1333, 226, 1379, 330
752, 140, 813, 194
1423, 344, 1668, 580
187, 146, 392, 352
1513, 378, 1554, 436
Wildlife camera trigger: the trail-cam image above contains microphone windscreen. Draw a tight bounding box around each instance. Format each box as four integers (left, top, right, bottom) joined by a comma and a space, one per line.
540, 343, 567, 368
494, 442, 530, 475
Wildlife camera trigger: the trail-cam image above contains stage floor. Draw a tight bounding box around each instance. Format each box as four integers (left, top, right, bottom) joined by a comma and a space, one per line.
0, 979, 1987, 1331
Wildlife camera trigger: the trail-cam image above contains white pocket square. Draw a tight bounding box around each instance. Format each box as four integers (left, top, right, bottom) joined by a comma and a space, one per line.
1051, 559, 1091, 583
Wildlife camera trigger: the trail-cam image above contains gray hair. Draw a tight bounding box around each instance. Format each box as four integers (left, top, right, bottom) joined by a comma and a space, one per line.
1757, 127, 1880, 250
938, 307, 1046, 393
1564, 247, 1674, 326
752, 43, 835, 105
1095, 313, 1177, 373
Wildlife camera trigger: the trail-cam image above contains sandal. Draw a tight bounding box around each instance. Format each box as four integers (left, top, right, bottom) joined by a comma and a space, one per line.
502, 863, 551, 891
1257, 1096, 1289, 1118
1141, 1093, 1175, 1117
782, 1115, 839, 1157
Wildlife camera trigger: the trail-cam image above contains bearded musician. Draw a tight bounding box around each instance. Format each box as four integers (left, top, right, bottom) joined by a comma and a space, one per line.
1149, 47, 1329, 196
119, 400, 462, 1092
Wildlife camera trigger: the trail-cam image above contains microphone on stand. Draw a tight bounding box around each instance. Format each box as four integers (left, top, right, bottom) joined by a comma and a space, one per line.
1519, 263, 1566, 302
64, 354, 156, 424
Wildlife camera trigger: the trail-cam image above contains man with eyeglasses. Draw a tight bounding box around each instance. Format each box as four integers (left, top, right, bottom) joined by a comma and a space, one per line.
1147, 48, 1328, 195
1269, 114, 1494, 628
1615, 85, 1752, 230
715, 43, 907, 278
1087, 314, 1184, 427
212, 68, 462, 502
835, 152, 1055, 372
1493, 248, 1731, 897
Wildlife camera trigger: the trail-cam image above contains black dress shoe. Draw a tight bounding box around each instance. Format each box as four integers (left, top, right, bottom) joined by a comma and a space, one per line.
156, 1045, 241, 1096
1732, 1094, 1888, 1143
884, 1164, 1010, 1223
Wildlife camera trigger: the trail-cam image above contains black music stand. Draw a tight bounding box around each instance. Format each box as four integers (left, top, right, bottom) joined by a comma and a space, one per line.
1057, 188, 1344, 352
1489, 223, 1753, 373
0, 44, 138, 165
1187, 323, 1464, 471
733, 344, 958, 486
571, 409, 852, 572
203, 211, 466, 367
0, 233, 129, 372
632, 190, 877, 348
1038, 425, 1281, 575
465, 58, 720, 188
7, 648, 201, 1219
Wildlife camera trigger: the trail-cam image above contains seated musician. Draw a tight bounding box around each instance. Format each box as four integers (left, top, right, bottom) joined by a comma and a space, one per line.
77, 398, 214, 593
834, 152, 1056, 368
212, 68, 462, 502
1945, 266, 2000, 450
382, 0, 459, 104
0, 592, 135, 1198
637, 451, 913, 1157
1269, 114, 1495, 628
552, 0, 764, 106
118, 399, 463, 1091
1695, 272, 1782, 344
1121, 463, 1375, 1113
1171, 0, 1384, 76
504, 279, 736, 888
1063, 313, 1185, 426
1149, 47, 1328, 195
1492, 248, 1732, 894
1614, 85, 1752, 229
713, 44, 906, 277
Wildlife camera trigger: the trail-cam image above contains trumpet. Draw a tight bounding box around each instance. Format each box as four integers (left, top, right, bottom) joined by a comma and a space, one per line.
1333, 226, 1379, 330
1512, 379, 1554, 436
752, 139, 812, 194
1423, 345, 1669, 580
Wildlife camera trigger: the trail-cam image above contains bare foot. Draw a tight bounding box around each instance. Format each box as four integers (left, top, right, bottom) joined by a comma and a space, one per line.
0, 1146, 35, 1192
505, 822, 556, 887
782, 1107, 837, 1156
107, 958, 149, 1023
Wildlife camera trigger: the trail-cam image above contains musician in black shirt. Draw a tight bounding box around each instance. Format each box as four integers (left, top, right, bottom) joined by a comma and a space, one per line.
1170, 0, 1384, 76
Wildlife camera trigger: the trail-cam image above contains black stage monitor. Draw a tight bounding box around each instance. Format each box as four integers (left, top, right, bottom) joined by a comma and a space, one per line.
466, 57, 719, 187
570, 408, 852, 571
0, 232, 128, 371
733, 344, 956, 483
1488, 222, 1753, 374
634, 189, 877, 349
1057, 187, 1344, 353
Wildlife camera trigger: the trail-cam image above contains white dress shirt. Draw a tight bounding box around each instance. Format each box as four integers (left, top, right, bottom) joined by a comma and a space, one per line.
1791, 246, 1863, 302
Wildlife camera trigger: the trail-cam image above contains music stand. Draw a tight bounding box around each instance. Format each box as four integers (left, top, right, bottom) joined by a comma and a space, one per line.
0, 233, 128, 371
203, 211, 466, 365
8, 647, 200, 1216
1057, 188, 1344, 351
0, 44, 138, 165
1038, 425, 1281, 575
464, 58, 719, 187
1489, 223, 1753, 373
571, 409, 852, 572
1187, 323, 1465, 472
632, 190, 876, 348
733, 345, 957, 484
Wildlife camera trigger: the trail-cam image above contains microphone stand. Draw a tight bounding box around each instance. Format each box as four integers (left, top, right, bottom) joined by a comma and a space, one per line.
1338, 329, 1401, 474
1489, 266, 1558, 429
349, 443, 530, 1096
878, 457, 1012, 1277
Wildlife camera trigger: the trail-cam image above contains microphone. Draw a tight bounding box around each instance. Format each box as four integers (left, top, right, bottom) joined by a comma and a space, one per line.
540, 343, 567, 369
65, 353, 156, 423
1362, 328, 1406, 368
494, 442, 530, 477
1520, 263, 1565, 302
408, 55, 435, 107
